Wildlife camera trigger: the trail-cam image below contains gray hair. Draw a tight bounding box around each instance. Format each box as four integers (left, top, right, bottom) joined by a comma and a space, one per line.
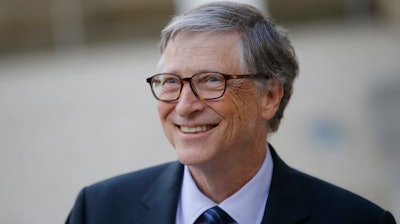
159, 1, 299, 133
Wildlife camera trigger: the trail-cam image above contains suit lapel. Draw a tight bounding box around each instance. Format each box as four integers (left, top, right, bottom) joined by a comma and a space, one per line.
137, 162, 184, 224
133, 147, 311, 223
261, 146, 311, 224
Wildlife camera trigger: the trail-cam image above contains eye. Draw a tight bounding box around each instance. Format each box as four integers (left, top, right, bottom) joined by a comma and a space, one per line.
151, 74, 180, 89
198, 73, 225, 84
207, 76, 220, 82
165, 77, 178, 84
157, 75, 180, 86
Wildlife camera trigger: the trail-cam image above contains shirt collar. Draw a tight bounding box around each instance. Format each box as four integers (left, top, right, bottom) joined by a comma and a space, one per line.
176, 147, 274, 224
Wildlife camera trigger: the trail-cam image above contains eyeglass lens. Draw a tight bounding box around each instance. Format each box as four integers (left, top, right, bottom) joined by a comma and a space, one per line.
150, 73, 226, 101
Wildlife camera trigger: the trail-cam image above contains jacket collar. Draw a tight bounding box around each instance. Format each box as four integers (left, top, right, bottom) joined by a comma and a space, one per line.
262, 145, 312, 224
140, 162, 184, 223
139, 145, 312, 224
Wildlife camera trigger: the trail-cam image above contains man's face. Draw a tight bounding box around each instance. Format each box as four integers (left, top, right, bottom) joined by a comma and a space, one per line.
157, 32, 274, 167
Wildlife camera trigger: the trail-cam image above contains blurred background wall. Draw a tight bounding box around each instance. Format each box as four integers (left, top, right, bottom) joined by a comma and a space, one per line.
0, 0, 399, 223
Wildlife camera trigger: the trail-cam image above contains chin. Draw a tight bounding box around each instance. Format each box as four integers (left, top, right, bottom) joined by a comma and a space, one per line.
175, 148, 210, 166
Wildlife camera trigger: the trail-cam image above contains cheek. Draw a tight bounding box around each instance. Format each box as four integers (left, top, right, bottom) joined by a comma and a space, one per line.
157, 102, 177, 146
224, 85, 261, 118
220, 89, 262, 129
157, 102, 173, 124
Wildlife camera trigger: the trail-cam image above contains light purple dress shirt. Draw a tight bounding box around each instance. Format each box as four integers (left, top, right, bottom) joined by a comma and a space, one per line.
175, 146, 274, 224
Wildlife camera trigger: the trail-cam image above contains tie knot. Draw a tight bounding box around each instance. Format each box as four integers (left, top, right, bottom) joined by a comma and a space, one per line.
195, 206, 236, 224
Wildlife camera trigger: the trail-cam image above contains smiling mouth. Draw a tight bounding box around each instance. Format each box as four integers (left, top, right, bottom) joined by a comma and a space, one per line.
179, 125, 217, 133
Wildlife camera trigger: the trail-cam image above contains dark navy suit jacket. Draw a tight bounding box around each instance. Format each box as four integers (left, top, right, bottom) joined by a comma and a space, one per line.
66, 146, 397, 223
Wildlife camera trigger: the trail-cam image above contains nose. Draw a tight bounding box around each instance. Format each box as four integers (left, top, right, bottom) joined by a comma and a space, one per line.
175, 82, 205, 117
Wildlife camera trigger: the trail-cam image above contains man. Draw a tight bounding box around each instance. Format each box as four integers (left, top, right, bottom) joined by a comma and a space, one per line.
66, 2, 397, 223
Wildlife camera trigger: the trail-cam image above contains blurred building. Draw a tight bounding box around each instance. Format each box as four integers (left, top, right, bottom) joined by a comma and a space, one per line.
0, 0, 174, 54
0, 0, 399, 56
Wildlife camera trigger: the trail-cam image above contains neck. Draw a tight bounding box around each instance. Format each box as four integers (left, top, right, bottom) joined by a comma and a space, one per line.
188, 146, 267, 203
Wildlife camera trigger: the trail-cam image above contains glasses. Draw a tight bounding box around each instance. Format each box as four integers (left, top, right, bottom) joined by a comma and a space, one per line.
146, 72, 270, 102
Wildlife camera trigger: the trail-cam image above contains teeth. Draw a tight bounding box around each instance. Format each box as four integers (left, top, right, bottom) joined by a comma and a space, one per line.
180, 125, 212, 133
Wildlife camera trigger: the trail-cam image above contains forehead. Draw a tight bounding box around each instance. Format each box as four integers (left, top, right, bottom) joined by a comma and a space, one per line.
160, 31, 244, 74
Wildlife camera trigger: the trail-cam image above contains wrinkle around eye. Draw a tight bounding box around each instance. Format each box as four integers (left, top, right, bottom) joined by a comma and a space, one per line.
226, 79, 253, 90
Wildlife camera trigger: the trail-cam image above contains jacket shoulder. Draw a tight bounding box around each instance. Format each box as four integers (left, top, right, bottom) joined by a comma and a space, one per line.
292, 168, 396, 223
267, 146, 396, 224
87, 161, 181, 196
66, 161, 183, 224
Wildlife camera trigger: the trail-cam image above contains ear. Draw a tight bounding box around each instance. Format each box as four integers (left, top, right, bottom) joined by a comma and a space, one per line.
260, 80, 284, 120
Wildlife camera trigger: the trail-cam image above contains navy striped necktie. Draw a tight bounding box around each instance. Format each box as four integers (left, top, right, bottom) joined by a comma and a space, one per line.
194, 206, 237, 224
